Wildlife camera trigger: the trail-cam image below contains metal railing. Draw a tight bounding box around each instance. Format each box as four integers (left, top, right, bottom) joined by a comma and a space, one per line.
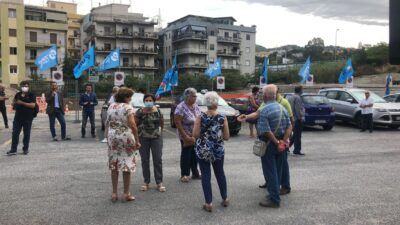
217, 50, 241, 57
177, 48, 208, 55
217, 36, 241, 43
173, 32, 207, 42
178, 63, 208, 69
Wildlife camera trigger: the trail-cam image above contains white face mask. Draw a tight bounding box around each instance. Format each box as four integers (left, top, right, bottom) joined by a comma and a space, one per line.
21, 87, 29, 92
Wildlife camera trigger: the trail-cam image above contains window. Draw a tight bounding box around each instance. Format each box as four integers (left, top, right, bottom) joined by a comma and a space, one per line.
8, 9, 16, 18
245, 47, 250, 53
139, 57, 145, 67
123, 57, 129, 66
10, 65, 18, 74
10, 47, 17, 55
246, 34, 250, 40
104, 26, 111, 35
9, 29, 17, 37
50, 33, 57, 44
224, 32, 229, 38
326, 91, 338, 100
30, 32, 37, 42
122, 27, 129, 34
245, 60, 250, 66
30, 67, 38, 76
210, 44, 214, 51
210, 31, 215, 36
338, 91, 355, 102
139, 27, 145, 35
30, 49, 37, 59
233, 33, 238, 38
104, 43, 111, 51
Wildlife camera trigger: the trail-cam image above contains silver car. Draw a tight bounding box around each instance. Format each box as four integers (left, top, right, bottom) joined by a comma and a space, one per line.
319, 88, 400, 129
383, 93, 400, 103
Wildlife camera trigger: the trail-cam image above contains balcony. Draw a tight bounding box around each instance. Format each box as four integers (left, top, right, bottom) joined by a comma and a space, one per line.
217, 50, 241, 57
95, 47, 112, 53
222, 64, 240, 70
94, 31, 116, 38
68, 45, 81, 50
132, 32, 158, 40
133, 64, 158, 70
178, 63, 208, 69
177, 48, 208, 55
116, 31, 133, 39
217, 36, 241, 44
25, 57, 36, 64
173, 32, 207, 43
26, 41, 58, 48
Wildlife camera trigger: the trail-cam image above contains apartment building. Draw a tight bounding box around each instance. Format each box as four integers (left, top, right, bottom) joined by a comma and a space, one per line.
81, 4, 158, 77
47, 0, 83, 62
161, 15, 256, 76
0, 0, 67, 87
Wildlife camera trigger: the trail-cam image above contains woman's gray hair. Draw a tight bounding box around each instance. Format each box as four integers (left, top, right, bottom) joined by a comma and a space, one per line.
204, 91, 219, 108
183, 88, 197, 101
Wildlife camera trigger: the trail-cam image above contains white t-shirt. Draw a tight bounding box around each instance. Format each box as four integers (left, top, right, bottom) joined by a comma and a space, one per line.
360, 97, 374, 114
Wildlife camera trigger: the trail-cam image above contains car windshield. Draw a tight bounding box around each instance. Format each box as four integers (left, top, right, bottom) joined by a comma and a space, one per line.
196, 93, 229, 106
351, 91, 386, 103
130, 93, 145, 107
302, 95, 329, 104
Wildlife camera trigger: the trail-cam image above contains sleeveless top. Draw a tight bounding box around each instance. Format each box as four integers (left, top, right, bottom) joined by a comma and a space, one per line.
136, 107, 163, 138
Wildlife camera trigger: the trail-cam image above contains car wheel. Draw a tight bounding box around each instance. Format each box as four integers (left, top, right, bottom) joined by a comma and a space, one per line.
170, 114, 176, 128
389, 125, 400, 129
322, 125, 333, 131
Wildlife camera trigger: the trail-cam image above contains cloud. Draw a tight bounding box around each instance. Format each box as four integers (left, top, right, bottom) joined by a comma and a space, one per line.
232, 0, 389, 26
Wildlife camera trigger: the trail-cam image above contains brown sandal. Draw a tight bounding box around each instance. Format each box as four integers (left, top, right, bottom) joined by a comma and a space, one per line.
111, 193, 118, 202
157, 184, 166, 192
202, 204, 213, 212
221, 199, 230, 207
140, 184, 150, 192
180, 176, 190, 183
122, 193, 135, 202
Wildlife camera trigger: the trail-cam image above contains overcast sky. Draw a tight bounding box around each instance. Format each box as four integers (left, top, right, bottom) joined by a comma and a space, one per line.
25, 0, 389, 48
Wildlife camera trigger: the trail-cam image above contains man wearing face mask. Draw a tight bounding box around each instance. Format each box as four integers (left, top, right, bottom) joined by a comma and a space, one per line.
6, 81, 36, 156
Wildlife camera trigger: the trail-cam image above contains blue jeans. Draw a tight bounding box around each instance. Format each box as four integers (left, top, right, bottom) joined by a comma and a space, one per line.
81, 110, 95, 136
198, 157, 227, 204
48, 108, 66, 139
261, 143, 283, 205
11, 119, 33, 152
281, 149, 291, 190
180, 141, 200, 177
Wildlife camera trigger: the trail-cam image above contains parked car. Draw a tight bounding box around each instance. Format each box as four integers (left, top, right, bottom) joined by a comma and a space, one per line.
383, 93, 400, 103
319, 88, 400, 129
101, 93, 144, 131
284, 93, 335, 130
226, 97, 250, 114
170, 92, 242, 135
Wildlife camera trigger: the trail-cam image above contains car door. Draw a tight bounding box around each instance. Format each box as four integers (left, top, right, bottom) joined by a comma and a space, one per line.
324, 90, 340, 114
336, 91, 359, 119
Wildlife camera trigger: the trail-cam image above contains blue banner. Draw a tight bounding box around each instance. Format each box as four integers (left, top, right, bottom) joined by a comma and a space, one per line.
98, 48, 120, 71
338, 58, 354, 84
205, 58, 222, 79
35, 45, 58, 72
385, 74, 392, 96
73, 46, 95, 79
298, 56, 311, 83
261, 57, 269, 84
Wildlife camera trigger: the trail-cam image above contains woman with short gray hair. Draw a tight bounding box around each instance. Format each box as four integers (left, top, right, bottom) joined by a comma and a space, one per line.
174, 88, 201, 182
193, 91, 230, 212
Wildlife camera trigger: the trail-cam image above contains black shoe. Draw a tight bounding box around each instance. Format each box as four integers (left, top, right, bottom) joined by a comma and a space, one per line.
360, 130, 366, 132
23, 151, 29, 155
280, 187, 291, 195
6, 151, 17, 156
62, 137, 71, 141
52, 137, 58, 141
191, 175, 202, 180
293, 152, 305, 156
81, 135, 85, 138
259, 183, 267, 188
91, 134, 96, 138
259, 199, 280, 208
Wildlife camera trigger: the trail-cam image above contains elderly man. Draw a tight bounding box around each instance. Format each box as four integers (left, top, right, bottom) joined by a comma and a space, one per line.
257, 84, 292, 208
360, 91, 374, 133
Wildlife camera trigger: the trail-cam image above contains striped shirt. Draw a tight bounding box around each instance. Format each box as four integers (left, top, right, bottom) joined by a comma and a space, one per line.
257, 101, 291, 138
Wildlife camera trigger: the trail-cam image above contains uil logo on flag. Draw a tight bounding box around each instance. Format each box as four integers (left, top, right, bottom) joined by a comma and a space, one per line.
111, 52, 119, 61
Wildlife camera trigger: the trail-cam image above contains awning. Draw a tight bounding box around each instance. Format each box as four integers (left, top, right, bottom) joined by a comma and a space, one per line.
191, 25, 206, 32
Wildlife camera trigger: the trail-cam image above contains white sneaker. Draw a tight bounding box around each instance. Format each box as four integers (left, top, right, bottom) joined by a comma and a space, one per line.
101, 138, 108, 143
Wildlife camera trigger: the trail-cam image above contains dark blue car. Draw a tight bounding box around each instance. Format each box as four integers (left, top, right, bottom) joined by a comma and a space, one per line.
285, 93, 335, 130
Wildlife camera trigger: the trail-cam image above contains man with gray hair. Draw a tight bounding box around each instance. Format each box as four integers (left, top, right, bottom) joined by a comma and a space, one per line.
257, 84, 292, 208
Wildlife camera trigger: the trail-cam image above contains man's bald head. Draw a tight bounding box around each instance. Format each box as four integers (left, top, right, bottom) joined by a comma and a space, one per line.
263, 84, 278, 101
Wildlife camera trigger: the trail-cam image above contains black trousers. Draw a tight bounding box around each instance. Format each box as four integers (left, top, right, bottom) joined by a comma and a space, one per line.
180, 141, 200, 177
11, 119, 33, 153
361, 113, 373, 132
291, 120, 303, 154
0, 107, 8, 127
81, 111, 95, 136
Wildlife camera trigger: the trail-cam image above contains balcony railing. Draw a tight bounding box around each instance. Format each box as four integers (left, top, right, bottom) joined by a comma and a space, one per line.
222, 64, 240, 70
177, 48, 208, 55
95, 31, 116, 38
173, 32, 207, 42
217, 36, 241, 44
178, 63, 208, 69
118, 64, 158, 70
25, 41, 55, 48
217, 50, 241, 57
132, 32, 158, 40
25, 57, 36, 63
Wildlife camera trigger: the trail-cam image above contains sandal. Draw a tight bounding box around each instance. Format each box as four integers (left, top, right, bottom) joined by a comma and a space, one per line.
202, 204, 213, 212
111, 193, 118, 202
140, 184, 150, 192
157, 184, 166, 192
122, 193, 135, 202
180, 176, 190, 183
221, 199, 230, 207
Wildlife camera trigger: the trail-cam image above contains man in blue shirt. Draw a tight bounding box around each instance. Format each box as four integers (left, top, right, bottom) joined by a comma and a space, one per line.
257, 84, 292, 208
79, 84, 98, 138
46, 82, 70, 141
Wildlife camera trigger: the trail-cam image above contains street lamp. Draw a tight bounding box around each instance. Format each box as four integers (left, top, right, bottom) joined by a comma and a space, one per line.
334, 28, 340, 61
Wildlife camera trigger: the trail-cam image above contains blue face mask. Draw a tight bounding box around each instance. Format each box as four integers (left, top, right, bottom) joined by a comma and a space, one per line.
144, 102, 154, 108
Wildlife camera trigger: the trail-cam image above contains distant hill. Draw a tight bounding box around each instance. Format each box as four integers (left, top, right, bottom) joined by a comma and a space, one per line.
256, 44, 268, 52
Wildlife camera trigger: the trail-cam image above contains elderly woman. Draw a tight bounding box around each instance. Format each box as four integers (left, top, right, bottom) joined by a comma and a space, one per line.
135, 94, 166, 192
174, 88, 201, 182
193, 91, 230, 212
106, 87, 141, 202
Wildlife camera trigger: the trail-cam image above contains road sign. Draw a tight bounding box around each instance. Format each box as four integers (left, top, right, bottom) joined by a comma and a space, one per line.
306, 74, 314, 86
52, 71, 63, 85
114, 71, 125, 86
217, 76, 225, 90
88, 75, 99, 83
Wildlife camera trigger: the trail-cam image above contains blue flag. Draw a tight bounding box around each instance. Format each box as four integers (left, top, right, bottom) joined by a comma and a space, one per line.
74, 46, 95, 79
338, 58, 354, 84
298, 56, 311, 83
156, 70, 173, 97
385, 74, 392, 96
171, 70, 178, 87
261, 57, 269, 84
205, 58, 222, 79
98, 48, 120, 71
35, 45, 58, 72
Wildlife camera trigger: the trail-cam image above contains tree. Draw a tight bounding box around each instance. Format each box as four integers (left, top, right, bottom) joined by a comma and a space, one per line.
365, 42, 389, 66
304, 37, 325, 61
62, 55, 77, 80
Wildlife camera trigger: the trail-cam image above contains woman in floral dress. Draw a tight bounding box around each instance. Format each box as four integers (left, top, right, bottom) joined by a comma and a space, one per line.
106, 87, 140, 202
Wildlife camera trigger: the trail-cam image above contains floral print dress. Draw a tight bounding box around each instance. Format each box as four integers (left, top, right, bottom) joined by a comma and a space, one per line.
195, 113, 225, 162
107, 103, 137, 172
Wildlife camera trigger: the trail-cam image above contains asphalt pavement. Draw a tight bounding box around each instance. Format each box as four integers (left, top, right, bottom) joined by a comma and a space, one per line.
0, 110, 399, 225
